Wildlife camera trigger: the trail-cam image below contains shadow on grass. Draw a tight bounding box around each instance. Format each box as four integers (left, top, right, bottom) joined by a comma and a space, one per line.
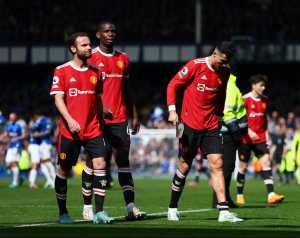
1, 226, 300, 238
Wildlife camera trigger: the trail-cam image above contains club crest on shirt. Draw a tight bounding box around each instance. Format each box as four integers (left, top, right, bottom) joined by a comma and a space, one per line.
59, 153, 67, 160
116, 60, 125, 69
251, 104, 255, 109
262, 102, 267, 109
89, 75, 97, 85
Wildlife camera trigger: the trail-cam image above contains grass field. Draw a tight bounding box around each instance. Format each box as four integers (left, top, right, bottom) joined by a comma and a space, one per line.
0, 177, 300, 238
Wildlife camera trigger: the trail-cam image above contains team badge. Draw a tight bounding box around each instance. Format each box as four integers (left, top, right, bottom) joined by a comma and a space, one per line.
59, 153, 67, 160
262, 102, 267, 109
239, 154, 245, 161
89, 75, 97, 85
116, 60, 125, 69
251, 104, 255, 109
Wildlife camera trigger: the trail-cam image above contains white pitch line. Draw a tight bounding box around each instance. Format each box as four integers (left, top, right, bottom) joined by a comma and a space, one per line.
14, 208, 213, 228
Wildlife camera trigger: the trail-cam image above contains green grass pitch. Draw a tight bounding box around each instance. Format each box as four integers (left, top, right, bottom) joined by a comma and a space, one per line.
0, 177, 300, 238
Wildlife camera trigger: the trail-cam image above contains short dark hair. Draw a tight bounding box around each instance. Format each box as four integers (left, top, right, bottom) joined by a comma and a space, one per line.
96, 20, 115, 32
67, 32, 89, 53
249, 74, 268, 85
215, 41, 234, 58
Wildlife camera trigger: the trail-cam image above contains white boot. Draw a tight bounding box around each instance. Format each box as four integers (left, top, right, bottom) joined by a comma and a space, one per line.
167, 208, 179, 221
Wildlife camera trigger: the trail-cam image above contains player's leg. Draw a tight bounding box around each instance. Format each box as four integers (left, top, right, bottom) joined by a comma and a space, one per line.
212, 133, 238, 208
236, 143, 251, 204
111, 122, 145, 220
203, 130, 243, 222
81, 158, 94, 220
40, 143, 55, 188
85, 135, 113, 224
168, 124, 197, 221
257, 144, 284, 204
28, 144, 40, 188
55, 135, 80, 224
6, 148, 20, 188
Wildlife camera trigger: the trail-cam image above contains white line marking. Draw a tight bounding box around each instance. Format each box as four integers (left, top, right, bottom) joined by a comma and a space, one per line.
14, 208, 213, 227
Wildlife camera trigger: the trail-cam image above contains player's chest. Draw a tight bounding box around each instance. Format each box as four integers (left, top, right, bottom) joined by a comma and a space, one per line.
64, 71, 99, 90
96, 56, 126, 78
247, 100, 267, 113
192, 70, 223, 94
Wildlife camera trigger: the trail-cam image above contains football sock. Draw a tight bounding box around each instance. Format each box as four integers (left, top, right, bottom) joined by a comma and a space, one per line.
82, 165, 93, 205
93, 169, 106, 213
55, 174, 68, 215
118, 167, 134, 205
169, 169, 187, 208
236, 171, 245, 195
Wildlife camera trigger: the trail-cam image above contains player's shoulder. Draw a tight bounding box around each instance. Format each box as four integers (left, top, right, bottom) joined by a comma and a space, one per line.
87, 63, 100, 72
115, 50, 129, 59
261, 94, 269, 100
55, 61, 71, 71
184, 57, 206, 69
243, 92, 252, 100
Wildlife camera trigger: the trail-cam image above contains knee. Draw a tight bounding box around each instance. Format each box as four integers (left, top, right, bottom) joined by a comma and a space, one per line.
178, 159, 191, 174
209, 156, 223, 171
92, 157, 106, 169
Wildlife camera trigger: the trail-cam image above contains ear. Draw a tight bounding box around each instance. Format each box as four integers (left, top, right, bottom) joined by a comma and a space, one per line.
96, 32, 101, 40
70, 45, 76, 54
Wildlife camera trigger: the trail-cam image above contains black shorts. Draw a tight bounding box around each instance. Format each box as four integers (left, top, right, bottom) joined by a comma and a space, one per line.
179, 123, 223, 164
238, 143, 269, 163
104, 121, 130, 152
57, 134, 107, 170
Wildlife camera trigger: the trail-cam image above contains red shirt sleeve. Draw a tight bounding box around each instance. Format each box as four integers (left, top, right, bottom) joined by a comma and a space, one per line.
50, 68, 65, 95
167, 60, 197, 106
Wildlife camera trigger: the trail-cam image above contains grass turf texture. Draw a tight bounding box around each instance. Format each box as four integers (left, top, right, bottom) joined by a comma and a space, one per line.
0, 177, 300, 238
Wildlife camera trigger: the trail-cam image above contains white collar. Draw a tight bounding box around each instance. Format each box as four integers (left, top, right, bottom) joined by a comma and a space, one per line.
97, 46, 115, 57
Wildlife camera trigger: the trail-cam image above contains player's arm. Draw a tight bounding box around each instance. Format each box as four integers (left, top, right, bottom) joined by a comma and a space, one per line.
54, 94, 80, 133
123, 59, 140, 134
167, 60, 196, 125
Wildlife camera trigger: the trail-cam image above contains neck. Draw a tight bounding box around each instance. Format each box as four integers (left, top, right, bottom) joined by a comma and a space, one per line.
207, 56, 216, 71
251, 90, 260, 98
71, 56, 87, 68
99, 44, 114, 54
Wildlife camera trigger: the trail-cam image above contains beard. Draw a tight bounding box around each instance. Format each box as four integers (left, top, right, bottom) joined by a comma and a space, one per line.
77, 50, 91, 60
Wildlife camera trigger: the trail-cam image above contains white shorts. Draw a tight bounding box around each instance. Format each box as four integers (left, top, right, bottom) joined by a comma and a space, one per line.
28, 144, 40, 164
5, 148, 21, 164
40, 143, 52, 160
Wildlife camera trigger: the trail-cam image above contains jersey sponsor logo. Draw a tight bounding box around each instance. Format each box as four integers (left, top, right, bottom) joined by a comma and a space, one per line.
69, 88, 96, 97
249, 111, 264, 118
59, 152, 66, 160
196, 83, 217, 92
116, 60, 125, 69
178, 66, 189, 78
89, 75, 97, 85
52, 76, 59, 84
69, 77, 77, 82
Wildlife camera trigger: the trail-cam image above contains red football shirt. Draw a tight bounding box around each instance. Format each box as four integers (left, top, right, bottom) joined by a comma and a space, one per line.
242, 92, 268, 144
50, 61, 103, 140
88, 47, 129, 124
167, 57, 229, 131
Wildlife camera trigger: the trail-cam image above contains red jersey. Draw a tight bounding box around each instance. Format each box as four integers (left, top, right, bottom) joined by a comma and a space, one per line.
50, 61, 102, 140
167, 57, 229, 131
242, 92, 268, 144
88, 47, 129, 124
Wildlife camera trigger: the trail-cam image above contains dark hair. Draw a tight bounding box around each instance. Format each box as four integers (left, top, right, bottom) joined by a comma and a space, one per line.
215, 41, 234, 58
67, 32, 89, 54
249, 74, 268, 85
96, 20, 115, 32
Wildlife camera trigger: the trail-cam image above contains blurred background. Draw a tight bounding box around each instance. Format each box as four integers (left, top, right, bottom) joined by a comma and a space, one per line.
0, 0, 299, 181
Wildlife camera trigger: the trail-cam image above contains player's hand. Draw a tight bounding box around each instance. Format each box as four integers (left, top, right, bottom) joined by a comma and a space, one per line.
33, 131, 40, 138
248, 128, 259, 140
130, 117, 140, 135
168, 110, 178, 126
67, 118, 81, 133
103, 107, 113, 120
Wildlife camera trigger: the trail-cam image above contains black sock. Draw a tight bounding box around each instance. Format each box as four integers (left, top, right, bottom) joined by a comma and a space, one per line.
93, 169, 106, 213
261, 169, 274, 194
82, 165, 93, 205
55, 174, 68, 215
218, 201, 229, 211
169, 169, 187, 208
236, 172, 245, 195
118, 167, 134, 205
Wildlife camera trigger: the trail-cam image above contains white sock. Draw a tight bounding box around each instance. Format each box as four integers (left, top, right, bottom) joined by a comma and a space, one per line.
41, 163, 52, 185
29, 169, 37, 186
11, 166, 19, 186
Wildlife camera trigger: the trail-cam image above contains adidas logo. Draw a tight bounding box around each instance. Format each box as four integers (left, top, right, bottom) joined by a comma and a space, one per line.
70, 77, 76, 82
99, 62, 104, 67
201, 75, 207, 80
